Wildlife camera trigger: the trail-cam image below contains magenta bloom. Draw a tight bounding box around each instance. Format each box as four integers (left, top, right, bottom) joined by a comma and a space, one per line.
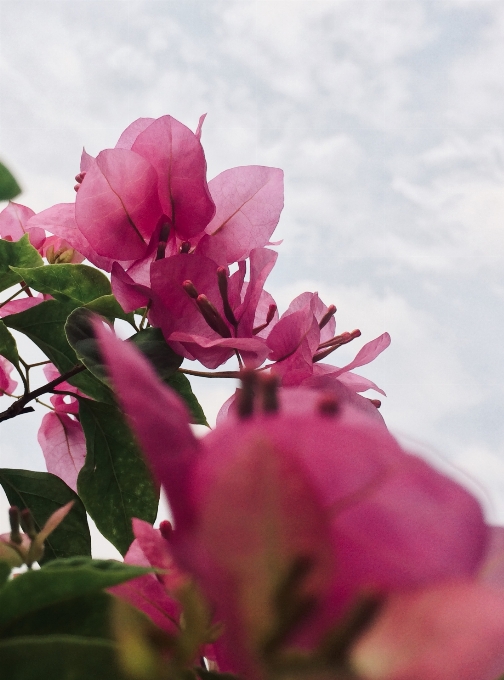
96, 325, 498, 680
0, 201, 45, 251
0, 357, 17, 396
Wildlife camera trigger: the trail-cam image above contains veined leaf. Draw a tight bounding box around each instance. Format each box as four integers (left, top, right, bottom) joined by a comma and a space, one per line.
0, 235, 43, 294
0, 162, 21, 201
11, 264, 111, 304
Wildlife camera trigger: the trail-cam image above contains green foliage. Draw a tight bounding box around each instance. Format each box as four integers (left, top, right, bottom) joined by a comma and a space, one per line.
0, 162, 21, 201
85, 294, 136, 324
11, 263, 112, 304
4, 300, 114, 403
0, 557, 149, 632
0, 235, 43, 294
77, 398, 159, 555
0, 591, 114, 640
0, 469, 91, 563
165, 372, 209, 427
65, 307, 110, 382
128, 326, 183, 379
0, 320, 19, 369
0, 636, 125, 679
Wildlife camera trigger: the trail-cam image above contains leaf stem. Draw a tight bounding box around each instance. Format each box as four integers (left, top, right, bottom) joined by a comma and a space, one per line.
178, 367, 240, 379
0, 283, 30, 309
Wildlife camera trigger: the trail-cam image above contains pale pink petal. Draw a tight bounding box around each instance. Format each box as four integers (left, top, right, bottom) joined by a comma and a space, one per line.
27, 203, 117, 272
0, 201, 35, 241
478, 526, 504, 586
131, 115, 215, 239
115, 118, 155, 150
351, 581, 504, 680
75, 149, 162, 260
234, 248, 277, 333
0, 357, 17, 395
110, 576, 181, 636
132, 519, 186, 592
95, 322, 200, 530
167, 332, 270, 370
309, 364, 387, 396
37, 411, 86, 492
331, 333, 391, 378
0, 295, 45, 318
80, 148, 95, 172
200, 166, 284, 265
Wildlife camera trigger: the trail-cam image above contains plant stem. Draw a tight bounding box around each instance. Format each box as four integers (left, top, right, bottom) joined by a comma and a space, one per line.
178, 367, 240, 379
0, 364, 86, 423
0, 283, 30, 309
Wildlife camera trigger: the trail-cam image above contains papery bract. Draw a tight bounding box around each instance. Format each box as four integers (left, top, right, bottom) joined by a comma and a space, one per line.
37, 410, 86, 492
130, 115, 215, 240
196, 166, 284, 265
0, 357, 17, 396
75, 149, 163, 260
0, 201, 45, 250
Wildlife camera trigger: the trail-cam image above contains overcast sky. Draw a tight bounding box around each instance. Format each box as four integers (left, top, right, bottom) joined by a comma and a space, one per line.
1, 0, 504, 553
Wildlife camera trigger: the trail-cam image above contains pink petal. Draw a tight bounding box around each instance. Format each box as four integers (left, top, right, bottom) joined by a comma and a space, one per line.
131, 115, 215, 239
37, 411, 86, 492
0, 357, 17, 395
351, 581, 504, 680
195, 113, 207, 140
478, 526, 504, 587
27, 204, 117, 272
75, 149, 163, 260
115, 118, 155, 150
95, 322, 200, 530
80, 148, 95, 172
167, 332, 270, 370
132, 519, 186, 592
200, 166, 284, 265
0, 295, 45, 318
332, 332, 391, 378
309, 364, 387, 396
235, 247, 277, 333
192, 421, 336, 678
0, 201, 35, 241
111, 263, 151, 313
40, 235, 85, 263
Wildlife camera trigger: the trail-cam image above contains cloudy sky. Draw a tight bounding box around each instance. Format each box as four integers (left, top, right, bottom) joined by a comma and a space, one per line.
1, 0, 504, 551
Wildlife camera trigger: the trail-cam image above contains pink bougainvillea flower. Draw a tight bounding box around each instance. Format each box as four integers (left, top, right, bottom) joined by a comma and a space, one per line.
36, 364, 87, 491
0, 357, 17, 396
0, 201, 45, 251
97, 325, 492, 680
37, 410, 86, 492
149, 248, 277, 369
195, 166, 284, 266
0, 293, 46, 319
110, 518, 185, 636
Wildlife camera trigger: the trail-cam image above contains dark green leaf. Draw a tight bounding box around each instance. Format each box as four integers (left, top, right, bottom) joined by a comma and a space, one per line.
77, 399, 159, 554
0, 557, 148, 631
84, 294, 135, 324
1, 591, 113, 640
4, 300, 114, 403
65, 307, 109, 382
166, 372, 209, 426
0, 635, 125, 680
0, 562, 11, 587
0, 235, 43, 294
0, 162, 21, 201
0, 469, 91, 563
0, 320, 19, 368
130, 327, 183, 380
10, 264, 111, 304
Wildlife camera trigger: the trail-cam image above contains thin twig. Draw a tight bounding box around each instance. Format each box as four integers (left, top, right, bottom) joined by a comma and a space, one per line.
0, 364, 86, 423
178, 367, 240, 379
0, 283, 30, 310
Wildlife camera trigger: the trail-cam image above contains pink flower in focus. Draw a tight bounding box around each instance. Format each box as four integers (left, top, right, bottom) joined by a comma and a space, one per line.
0, 201, 45, 251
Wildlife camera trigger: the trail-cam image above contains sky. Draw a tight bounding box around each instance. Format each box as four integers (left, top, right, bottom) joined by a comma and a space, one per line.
0, 0, 504, 553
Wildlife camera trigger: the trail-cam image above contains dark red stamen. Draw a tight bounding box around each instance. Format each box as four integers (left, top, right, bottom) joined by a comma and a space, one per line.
182, 280, 199, 299
237, 369, 257, 419
262, 374, 279, 413
313, 329, 361, 363
253, 304, 277, 335
179, 241, 191, 254
317, 395, 340, 417
159, 520, 173, 541
319, 304, 336, 330
196, 295, 232, 338
369, 399, 381, 409
156, 221, 171, 261
217, 267, 238, 328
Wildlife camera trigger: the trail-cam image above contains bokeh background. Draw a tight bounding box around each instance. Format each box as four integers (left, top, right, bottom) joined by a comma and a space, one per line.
1, 0, 504, 554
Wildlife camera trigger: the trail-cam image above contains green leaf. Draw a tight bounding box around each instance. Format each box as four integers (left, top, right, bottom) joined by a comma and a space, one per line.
0, 635, 125, 679
166, 372, 209, 426
4, 300, 114, 403
10, 264, 112, 304
0, 162, 21, 201
65, 307, 109, 382
0, 557, 148, 631
1, 591, 113, 640
0, 562, 11, 587
0, 235, 43, 294
0, 320, 19, 369
130, 327, 183, 380
0, 469, 91, 564
77, 399, 159, 554
84, 294, 135, 324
